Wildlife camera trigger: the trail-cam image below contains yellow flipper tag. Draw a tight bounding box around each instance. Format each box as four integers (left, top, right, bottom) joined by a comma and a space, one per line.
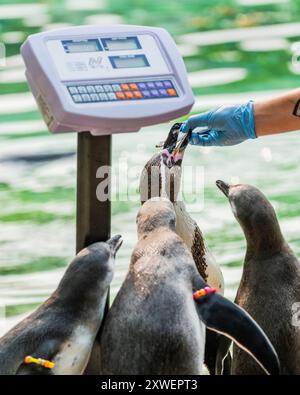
24, 356, 55, 369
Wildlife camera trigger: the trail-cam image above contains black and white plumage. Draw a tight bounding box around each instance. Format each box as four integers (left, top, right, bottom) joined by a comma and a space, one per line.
217, 180, 300, 375
139, 123, 224, 293
99, 199, 280, 375
0, 236, 122, 375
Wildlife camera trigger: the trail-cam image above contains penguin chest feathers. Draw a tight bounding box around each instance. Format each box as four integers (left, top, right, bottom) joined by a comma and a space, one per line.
52, 325, 95, 375
173, 202, 224, 293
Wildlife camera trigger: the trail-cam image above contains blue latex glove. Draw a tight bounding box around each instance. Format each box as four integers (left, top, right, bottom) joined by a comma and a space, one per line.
180, 101, 256, 146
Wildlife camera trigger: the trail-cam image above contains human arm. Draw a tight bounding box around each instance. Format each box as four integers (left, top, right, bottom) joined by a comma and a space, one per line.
180, 89, 300, 146
254, 88, 300, 137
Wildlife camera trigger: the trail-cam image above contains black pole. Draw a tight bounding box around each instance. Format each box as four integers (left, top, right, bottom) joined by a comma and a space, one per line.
76, 131, 111, 375
76, 131, 111, 251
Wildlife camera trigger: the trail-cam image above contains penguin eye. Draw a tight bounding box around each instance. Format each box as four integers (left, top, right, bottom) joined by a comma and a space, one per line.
169, 218, 176, 229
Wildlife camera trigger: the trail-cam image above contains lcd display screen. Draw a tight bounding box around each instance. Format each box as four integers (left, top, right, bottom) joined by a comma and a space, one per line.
101, 36, 141, 51
62, 39, 102, 53
109, 55, 149, 69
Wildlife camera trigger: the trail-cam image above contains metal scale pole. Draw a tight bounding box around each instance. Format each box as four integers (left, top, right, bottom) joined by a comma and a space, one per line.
76, 131, 112, 375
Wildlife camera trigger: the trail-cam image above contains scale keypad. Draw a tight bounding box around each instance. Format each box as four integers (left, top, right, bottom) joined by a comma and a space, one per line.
68, 80, 178, 104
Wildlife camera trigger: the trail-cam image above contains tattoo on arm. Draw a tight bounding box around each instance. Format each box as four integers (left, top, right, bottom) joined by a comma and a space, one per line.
293, 100, 300, 117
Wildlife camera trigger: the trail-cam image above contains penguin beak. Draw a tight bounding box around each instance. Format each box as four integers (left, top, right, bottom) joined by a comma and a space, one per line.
107, 234, 123, 254
161, 130, 191, 169
216, 180, 230, 197
173, 130, 191, 154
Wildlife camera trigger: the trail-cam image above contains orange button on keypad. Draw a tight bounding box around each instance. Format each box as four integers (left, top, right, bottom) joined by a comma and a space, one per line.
125, 91, 134, 99
129, 83, 138, 91
133, 91, 143, 99
121, 84, 130, 91
167, 88, 177, 96
116, 92, 126, 100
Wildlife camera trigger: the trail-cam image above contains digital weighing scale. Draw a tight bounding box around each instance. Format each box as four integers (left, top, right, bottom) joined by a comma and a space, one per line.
21, 24, 194, 135
21, 24, 194, 374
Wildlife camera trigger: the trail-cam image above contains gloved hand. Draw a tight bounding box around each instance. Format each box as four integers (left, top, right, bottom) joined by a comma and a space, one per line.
180, 101, 257, 146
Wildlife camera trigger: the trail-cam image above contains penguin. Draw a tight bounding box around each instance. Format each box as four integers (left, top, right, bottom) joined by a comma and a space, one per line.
0, 235, 122, 375
99, 198, 280, 375
139, 123, 226, 374
140, 123, 224, 294
216, 180, 300, 375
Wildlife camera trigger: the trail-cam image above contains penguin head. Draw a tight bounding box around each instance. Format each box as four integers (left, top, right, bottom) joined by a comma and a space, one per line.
216, 180, 275, 221
136, 198, 176, 236
57, 235, 123, 300
140, 123, 188, 204
160, 122, 190, 169
76, 235, 123, 278
216, 180, 283, 248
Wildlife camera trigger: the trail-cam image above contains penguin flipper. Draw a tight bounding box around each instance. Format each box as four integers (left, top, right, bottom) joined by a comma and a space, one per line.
204, 330, 231, 375
16, 364, 54, 375
204, 329, 218, 375
195, 293, 280, 375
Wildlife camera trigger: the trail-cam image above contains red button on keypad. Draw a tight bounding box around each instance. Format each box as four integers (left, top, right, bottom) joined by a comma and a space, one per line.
121, 84, 130, 91
133, 91, 143, 99
167, 88, 177, 96
116, 92, 126, 100
129, 83, 138, 91
125, 91, 134, 99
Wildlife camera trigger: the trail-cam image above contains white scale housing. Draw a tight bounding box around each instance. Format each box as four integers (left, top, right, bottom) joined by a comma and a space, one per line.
21, 25, 194, 135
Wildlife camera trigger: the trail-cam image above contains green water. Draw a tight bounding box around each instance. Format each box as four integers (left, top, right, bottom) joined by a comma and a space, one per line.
0, 0, 300, 333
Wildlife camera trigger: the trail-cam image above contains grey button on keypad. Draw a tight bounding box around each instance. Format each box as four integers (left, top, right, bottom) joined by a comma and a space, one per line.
90, 93, 100, 102
95, 85, 104, 93
72, 94, 83, 103
107, 92, 116, 100
86, 85, 96, 94
81, 94, 91, 102
77, 86, 87, 94
69, 86, 78, 94
103, 85, 113, 92
99, 93, 108, 101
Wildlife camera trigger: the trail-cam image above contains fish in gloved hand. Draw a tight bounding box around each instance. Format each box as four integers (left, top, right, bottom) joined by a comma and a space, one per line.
180, 101, 256, 147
